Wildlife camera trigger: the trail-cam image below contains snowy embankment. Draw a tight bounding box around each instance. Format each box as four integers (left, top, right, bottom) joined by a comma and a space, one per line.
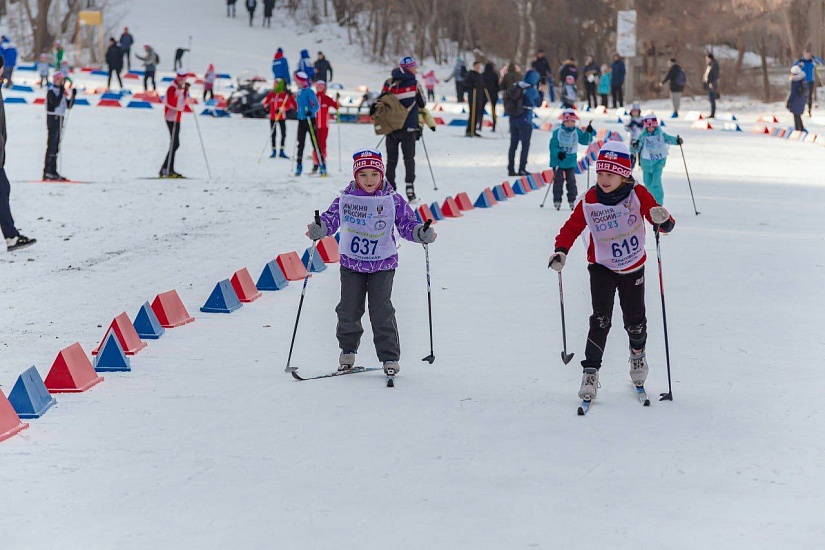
1, 2, 825, 549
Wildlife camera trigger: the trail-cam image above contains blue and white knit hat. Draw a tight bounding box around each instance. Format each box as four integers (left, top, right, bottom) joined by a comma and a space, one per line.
399, 56, 417, 70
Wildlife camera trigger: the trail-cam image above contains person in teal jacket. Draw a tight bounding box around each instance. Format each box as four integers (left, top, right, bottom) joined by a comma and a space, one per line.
636, 113, 682, 205
549, 108, 595, 210
597, 64, 611, 107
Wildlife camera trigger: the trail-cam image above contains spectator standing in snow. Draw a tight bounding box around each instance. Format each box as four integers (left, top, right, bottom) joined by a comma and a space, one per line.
271, 48, 291, 85
298, 50, 315, 81
506, 69, 541, 177
598, 64, 611, 107
54, 41, 65, 69
582, 56, 600, 110
381, 56, 426, 201
174, 48, 189, 71
226, 0, 237, 17
263, 0, 275, 26
0, 55, 35, 251
482, 62, 500, 131
444, 56, 467, 102
660, 58, 686, 118
246, 0, 257, 27
610, 53, 625, 108
464, 61, 484, 137
119, 27, 134, 71
531, 49, 554, 105
314, 52, 333, 83
787, 65, 808, 132
0, 36, 17, 88
105, 38, 124, 91
702, 53, 719, 118
500, 62, 522, 104
797, 50, 822, 117
136, 45, 159, 91
160, 70, 190, 178
203, 64, 217, 101
43, 71, 75, 181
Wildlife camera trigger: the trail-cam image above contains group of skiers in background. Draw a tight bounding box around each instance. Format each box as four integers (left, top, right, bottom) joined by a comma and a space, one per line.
226, 0, 277, 28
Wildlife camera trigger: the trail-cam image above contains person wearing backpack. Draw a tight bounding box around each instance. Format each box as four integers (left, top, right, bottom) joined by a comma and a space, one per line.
136, 44, 159, 91
379, 56, 426, 201
506, 69, 540, 177
660, 58, 686, 118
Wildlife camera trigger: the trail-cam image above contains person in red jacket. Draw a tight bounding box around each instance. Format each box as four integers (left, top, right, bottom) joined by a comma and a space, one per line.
160, 69, 190, 178
263, 78, 296, 158
548, 140, 675, 402
311, 80, 339, 174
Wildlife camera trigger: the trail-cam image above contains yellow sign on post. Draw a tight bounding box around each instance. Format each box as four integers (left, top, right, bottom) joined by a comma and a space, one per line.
78, 11, 103, 26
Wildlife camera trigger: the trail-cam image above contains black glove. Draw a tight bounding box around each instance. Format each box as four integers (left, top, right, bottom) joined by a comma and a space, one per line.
676, 136, 683, 145
557, 152, 566, 161
631, 140, 639, 150
71, 88, 77, 97
585, 122, 594, 134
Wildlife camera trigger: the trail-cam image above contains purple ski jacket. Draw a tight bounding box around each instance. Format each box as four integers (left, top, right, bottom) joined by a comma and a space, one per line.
319, 181, 419, 273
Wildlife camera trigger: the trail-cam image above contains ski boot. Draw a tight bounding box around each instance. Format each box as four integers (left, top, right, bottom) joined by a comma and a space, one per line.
338, 350, 356, 372
578, 367, 600, 400
384, 360, 400, 387
569, 202, 575, 210
270, 148, 278, 158
279, 149, 290, 159
508, 169, 517, 177
554, 201, 561, 211
311, 164, 319, 174
629, 348, 649, 387
295, 163, 303, 177
319, 165, 327, 177
517, 169, 530, 176
405, 184, 416, 202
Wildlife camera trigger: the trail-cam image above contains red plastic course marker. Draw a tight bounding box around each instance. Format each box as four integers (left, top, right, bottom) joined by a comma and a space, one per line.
276, 252, 308, 281
92, 312, 147, 355
441, 197, 463, 218
0, 390, 28, 443
231, 268, 263, 303
97, 99, 122, 107
44, 342, 104, 393
316, 236, 341, 263
502, 181, 516, 198
454, 192, 475, 211
151, 290, 195, 328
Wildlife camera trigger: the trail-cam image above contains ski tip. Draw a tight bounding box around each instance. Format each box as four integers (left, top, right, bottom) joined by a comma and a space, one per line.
290, 370, 305, 380
644, 399, 651, 406
577, 407, 585, 416
386, 378, 395, 388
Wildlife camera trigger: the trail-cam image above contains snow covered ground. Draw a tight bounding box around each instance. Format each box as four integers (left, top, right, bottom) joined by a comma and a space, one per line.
1, 3, 825, 549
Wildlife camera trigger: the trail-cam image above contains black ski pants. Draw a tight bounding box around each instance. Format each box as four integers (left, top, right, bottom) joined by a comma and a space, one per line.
144, 70, 156, 91
296, 118, 321, 167
0, 168, 19, 239
43, 115, 62, 176
553, 167, 577, 204
270, 119, 287, 149
582, 263, 647, 370
585, 81, 598, 109
162, 119, 181, 173
385, 129, 417, 188
336, 266, 400, 362
611, 85, 624, 108
107, 67, 123, 89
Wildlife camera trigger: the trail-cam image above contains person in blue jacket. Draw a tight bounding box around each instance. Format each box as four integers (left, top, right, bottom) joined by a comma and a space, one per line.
787, 65, 808, 132
796, 50, 822, 117
293, 71, 321, 176
0, 36, 18, 89
507, 69, 541, 177
272, 48, 291, 85
636, 113, 682, 205
549, 108, 594, 210
610, 53, 625, 108
298, 49, 315, 82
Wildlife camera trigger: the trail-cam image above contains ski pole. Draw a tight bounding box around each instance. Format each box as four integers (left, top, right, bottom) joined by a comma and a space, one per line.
655, 225, 674, 401
374, 135, 386, 150
286, 210, 321, 373
336, 107, 342, 172
420, 130, 438, 191
290, 126, 299, 174
307, 116, 326, 169
678, 142, 699, 216
59, 108, 71, 176
190, 103, 212, 179
540, 169, 554, 208
421, 219, 435, 364
551, 266, 574, 365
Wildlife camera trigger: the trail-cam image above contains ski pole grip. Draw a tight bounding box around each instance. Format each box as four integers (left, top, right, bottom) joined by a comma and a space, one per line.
423, 220, 432, 231
314, 210, 321, 227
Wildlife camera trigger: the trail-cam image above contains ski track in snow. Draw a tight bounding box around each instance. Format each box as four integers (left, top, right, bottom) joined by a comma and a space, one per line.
1, 3, 825, 549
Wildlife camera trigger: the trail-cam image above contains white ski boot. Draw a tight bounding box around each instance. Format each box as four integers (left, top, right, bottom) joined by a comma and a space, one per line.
578, 367, 600, 400
383, 360, 400, 376
629, 348, 649, 386
338, 351, 356, 372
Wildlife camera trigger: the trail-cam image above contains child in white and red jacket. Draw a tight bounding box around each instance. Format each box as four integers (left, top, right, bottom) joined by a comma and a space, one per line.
306, 149, 437, 376
548, 140, 675, 402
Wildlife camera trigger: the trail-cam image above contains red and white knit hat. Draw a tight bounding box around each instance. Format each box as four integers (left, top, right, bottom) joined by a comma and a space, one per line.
643, 113, 659, 128
596, 141, 633, 178
352, 148, 385, 182
315, 80, 326, 90
294, 71, 309, 87
561, 108, 578, 122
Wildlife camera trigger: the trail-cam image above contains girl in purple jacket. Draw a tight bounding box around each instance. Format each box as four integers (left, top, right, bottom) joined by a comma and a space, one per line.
307, 149, 437, 376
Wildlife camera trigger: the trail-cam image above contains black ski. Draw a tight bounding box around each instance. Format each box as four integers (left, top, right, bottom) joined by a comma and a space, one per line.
290, 366, 383, 381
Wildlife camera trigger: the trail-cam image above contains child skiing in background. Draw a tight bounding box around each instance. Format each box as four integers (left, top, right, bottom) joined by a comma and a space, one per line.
549, 140, 675, 404
625, 103, 643, 167
306, 149, 437, 378
263, 78, 296, 158
598, 65, 611, 107
203, 64, 216, 102
311, 80, 339, 175
636, 113, 682, 205
562, 75, 577, 108
37, 54, 50, 87
293, 70, 320, 176
423, 69, 438, 102
549, 108, 595, 210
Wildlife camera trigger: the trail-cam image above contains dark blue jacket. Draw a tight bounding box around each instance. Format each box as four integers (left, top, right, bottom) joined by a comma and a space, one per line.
298, 50, 315, 81
787, 79, 808, 115
611, 59, 625, 86
511, 70, 541, 123
382, 67, 425, 131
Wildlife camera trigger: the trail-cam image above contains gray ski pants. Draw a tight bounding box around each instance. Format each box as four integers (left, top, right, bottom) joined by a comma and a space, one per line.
336, 266, 400, 362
